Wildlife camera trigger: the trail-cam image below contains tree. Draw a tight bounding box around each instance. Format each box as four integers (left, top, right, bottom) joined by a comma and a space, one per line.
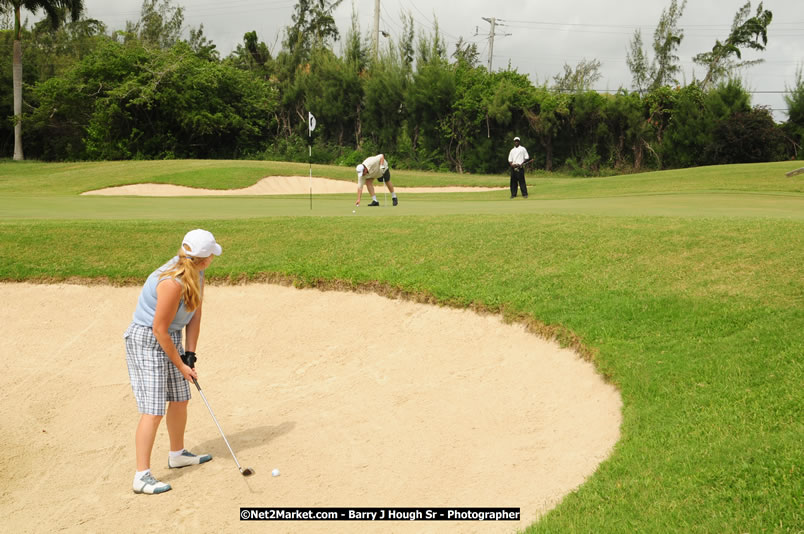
526, 88, 570, 171
300, 47, 361, 146
26, 37, 279, 160
405, 58, 454, 168
25, 37, 149, 160
342, 8, 367, 74
650, 0, 686, 90
440, 59, 490, 172
28, 14, 105, 79
404, 22, 452, 167
605, 90, 652, 170
661, 84, 711, 168
707, 106, 785, 164
273, 0, 344, 141
694, 1, 772, 90
783, 66, 804, 157
187, 24, 218, 61
362, 50, 405, 152
283, 0, 344, 61
452, 37, 479, 68
486, 69, 532, 134
227, 30, 272, 78
705, 78, 751, 121
397, 12, 415, 72
415, 19, 447, 66
124, 0, 183, 49
3, 0, 84, 160
552, 58, 602, 93
568, 90, 608, 173
65, 41, 278, 160
643, 85, 676, 166
626, 30, 650, 95
626, 0, 686, 93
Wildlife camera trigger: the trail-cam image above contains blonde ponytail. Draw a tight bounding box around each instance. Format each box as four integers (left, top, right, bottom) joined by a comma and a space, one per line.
160, 245, 204, 312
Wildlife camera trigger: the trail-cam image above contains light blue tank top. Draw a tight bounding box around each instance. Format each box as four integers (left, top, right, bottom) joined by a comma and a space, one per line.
132, 256, 204, 332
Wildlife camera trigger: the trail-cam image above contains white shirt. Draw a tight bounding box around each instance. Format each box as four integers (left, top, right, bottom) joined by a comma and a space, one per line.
358, 154, 389, 187
361, 154, 388, 180
508, 145, 529, 166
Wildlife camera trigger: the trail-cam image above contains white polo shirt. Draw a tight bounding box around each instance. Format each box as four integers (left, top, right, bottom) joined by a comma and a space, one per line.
508, 145, 529, 166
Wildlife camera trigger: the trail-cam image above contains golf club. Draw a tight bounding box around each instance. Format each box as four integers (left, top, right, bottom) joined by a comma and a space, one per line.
182, 353, 255, 477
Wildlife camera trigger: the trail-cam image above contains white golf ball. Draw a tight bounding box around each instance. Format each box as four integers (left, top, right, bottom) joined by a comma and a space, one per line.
272, 468, 280, 477
352, 210, 356, 213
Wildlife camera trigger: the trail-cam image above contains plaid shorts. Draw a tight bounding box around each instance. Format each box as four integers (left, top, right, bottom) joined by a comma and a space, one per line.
124, 323, 191, 415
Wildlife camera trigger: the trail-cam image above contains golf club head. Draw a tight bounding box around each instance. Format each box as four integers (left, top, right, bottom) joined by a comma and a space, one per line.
241, 467, 256, 477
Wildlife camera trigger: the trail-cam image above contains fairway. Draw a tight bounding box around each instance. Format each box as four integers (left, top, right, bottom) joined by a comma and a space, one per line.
1, 160, 803, 220
0, 160, 802, 533
2, 191, 804, 220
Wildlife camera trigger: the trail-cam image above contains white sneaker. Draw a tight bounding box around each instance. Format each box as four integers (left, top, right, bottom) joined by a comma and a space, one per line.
133, 472, 172, 494
168, 450, 212, 469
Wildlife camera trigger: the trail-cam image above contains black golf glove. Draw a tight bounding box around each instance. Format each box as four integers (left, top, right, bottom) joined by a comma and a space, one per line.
181, 351, 197, 369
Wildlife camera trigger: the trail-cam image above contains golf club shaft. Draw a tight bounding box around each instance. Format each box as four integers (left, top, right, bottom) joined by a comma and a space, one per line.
192, 378, 246, 472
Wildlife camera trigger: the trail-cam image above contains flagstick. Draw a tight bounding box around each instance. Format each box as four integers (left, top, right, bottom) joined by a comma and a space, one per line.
308, 111, 316, 210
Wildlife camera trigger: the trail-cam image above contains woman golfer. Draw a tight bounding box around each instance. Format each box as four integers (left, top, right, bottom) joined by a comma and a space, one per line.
124, 229, 222, 494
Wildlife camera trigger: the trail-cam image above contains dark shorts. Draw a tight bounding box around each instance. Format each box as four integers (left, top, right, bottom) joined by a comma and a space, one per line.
378, 169, 391, 183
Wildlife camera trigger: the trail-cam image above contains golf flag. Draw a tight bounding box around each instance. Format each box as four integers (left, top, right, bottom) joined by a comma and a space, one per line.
308, 112, 316, 135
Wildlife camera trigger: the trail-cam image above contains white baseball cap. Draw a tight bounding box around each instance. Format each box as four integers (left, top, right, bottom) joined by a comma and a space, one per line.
513, 136, 521, 142
182, 229, 222, 258
355, 164, 365, 177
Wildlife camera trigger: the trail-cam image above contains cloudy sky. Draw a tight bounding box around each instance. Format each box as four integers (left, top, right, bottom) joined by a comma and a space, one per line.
24, 0, 804, 120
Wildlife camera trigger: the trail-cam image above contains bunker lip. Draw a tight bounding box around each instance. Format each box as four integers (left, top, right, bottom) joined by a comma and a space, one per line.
1, 282, 621, 533
81, 176, 506, 196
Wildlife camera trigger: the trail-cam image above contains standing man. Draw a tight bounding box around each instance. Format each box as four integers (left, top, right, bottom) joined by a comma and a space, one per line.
508, 136, 531, 198
356, 153, 398, 207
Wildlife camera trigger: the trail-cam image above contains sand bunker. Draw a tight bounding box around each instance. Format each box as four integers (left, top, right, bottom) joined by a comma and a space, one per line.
0, 283, 620, 533
81, 176, 506, 196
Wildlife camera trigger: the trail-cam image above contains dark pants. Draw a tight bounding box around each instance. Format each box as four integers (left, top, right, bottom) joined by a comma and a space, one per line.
510, 167, 528, 197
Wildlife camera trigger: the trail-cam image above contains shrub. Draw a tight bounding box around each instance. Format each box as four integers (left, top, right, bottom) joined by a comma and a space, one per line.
706, 106, 786, 164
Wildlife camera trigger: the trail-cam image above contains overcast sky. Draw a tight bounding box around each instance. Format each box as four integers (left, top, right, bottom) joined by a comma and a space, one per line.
24, 0, 804, 120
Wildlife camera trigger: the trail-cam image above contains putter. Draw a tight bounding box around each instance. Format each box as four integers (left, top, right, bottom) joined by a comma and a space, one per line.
183, 353, 255, 477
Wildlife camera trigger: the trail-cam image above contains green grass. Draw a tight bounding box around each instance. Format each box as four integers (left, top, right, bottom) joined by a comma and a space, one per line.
2, 159, 801, 197
0, 159, 515, 196
2, 160, 803, 221
1, 160, 802, 532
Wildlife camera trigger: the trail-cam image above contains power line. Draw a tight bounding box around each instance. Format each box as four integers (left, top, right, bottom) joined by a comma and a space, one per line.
380, 3, 406, 38
589, 88, 794, 94
498, 18, 804, 29
398, 0, 462, 41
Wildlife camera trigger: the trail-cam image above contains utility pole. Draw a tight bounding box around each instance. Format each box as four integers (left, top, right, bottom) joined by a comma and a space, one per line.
481, 17, 496, 71
373, 0, 380, 60
480, 17, 510, 72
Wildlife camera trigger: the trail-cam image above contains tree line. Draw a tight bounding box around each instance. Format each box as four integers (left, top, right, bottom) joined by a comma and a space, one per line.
2, 0, 802, 174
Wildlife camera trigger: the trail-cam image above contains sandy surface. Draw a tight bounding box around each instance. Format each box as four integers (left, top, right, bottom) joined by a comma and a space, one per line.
81, 176, 506, 196
0, 283, 620, 533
